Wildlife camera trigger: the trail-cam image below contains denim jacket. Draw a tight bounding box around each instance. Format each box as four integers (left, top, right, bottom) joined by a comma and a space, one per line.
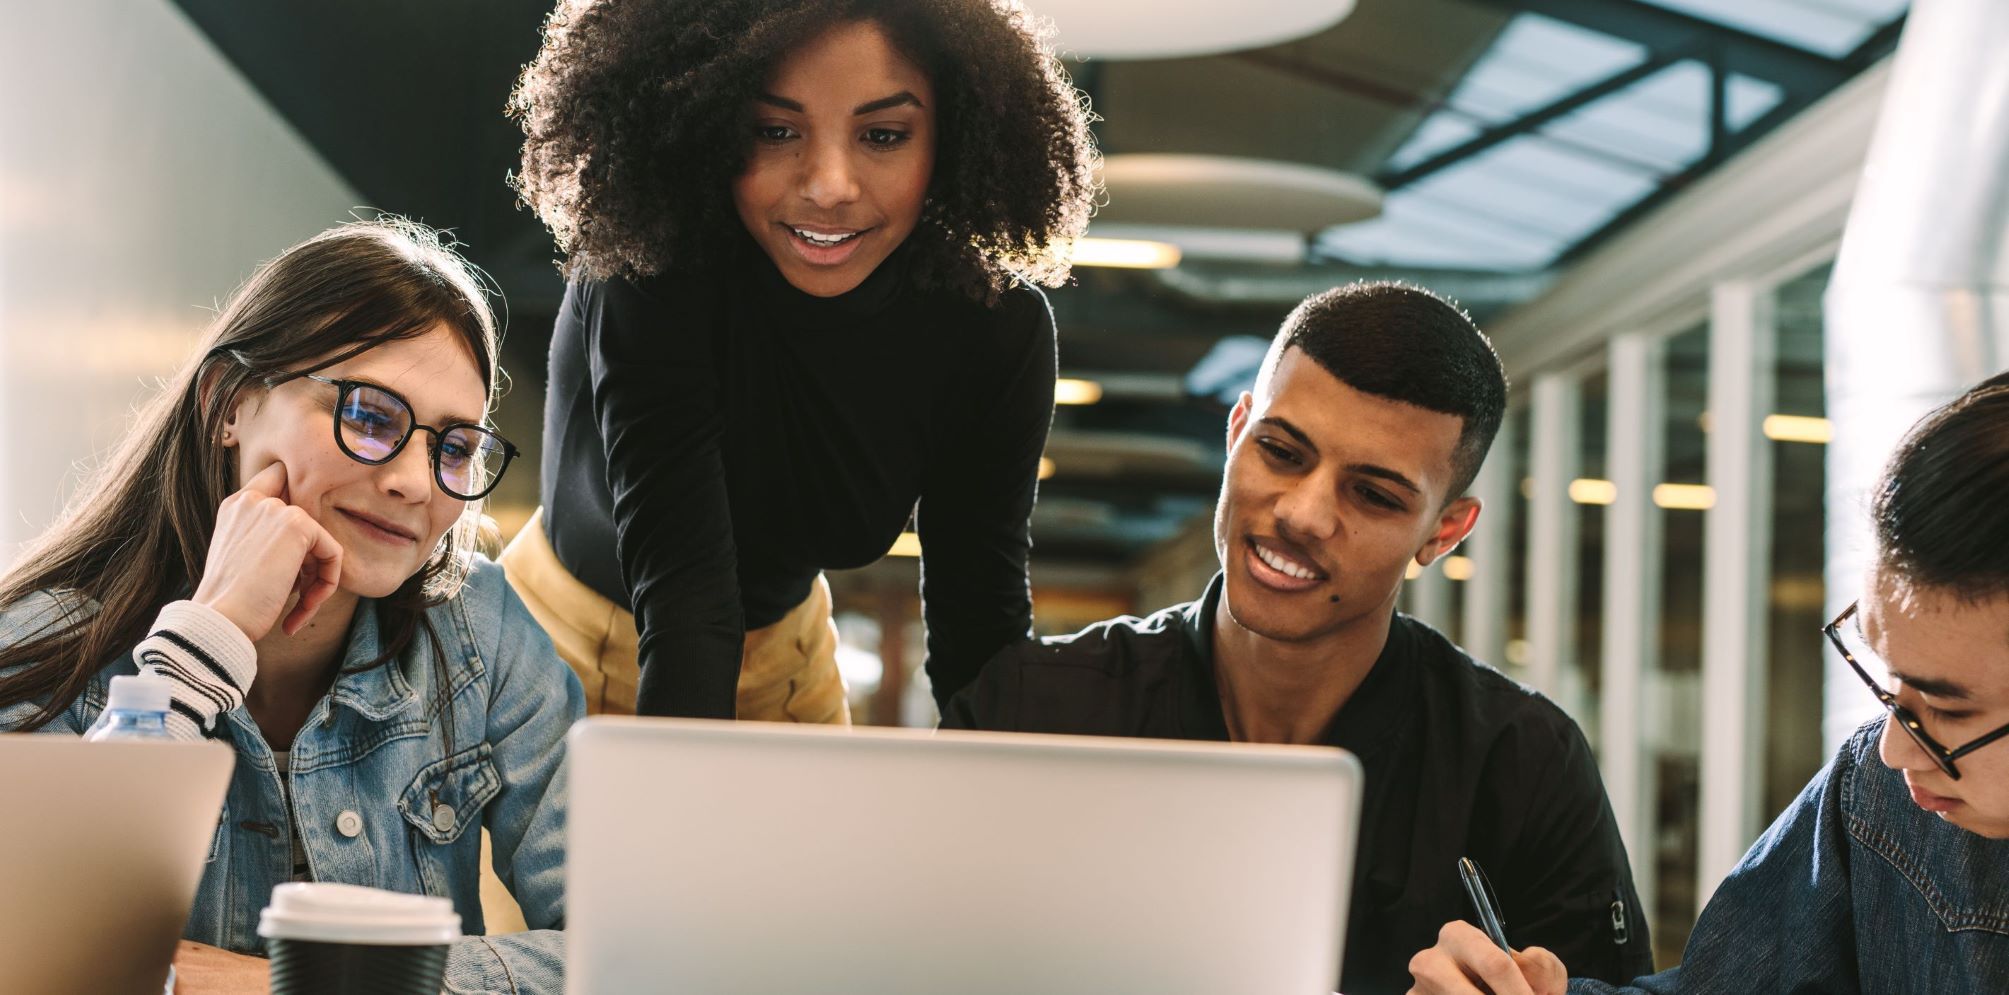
0, 557, 584, 995
1569, 719, 2009, 994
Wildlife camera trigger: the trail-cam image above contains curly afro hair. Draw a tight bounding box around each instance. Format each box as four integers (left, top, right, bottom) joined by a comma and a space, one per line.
509, 0, 1100, 304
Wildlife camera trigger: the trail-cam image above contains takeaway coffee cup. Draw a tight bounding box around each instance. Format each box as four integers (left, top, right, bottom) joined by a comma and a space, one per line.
258, 882, 461, 995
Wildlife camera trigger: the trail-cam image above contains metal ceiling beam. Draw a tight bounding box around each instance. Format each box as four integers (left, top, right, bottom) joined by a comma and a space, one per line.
1236, 47, 1670, 175
1378, 47, 1684, 189
1553, 87, 1817, 267
1464, 0, 1847, 94
1554, 14, 1905, 266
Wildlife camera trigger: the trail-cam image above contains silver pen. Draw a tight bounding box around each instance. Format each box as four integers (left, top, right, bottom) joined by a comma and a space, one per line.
1458, 856, 1512, 952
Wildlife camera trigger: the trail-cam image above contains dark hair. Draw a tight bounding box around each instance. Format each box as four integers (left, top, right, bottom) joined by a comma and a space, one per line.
1871, 370, 2009, 599
508, 0, 1099, 304
0, 218, 501, 730
1266, 281, 1508, 499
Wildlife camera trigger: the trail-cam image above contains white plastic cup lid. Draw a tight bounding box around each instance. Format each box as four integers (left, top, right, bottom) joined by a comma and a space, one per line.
258, 882, 461, 946
106, 674, 173, 714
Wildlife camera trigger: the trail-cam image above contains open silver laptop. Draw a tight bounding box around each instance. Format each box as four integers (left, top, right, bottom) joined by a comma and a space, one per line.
568, 717, 1361, 995
0, 736, 233, 995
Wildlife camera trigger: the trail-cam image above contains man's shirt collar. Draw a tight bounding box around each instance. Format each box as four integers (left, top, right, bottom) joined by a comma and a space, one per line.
1177, 571, 1421, 753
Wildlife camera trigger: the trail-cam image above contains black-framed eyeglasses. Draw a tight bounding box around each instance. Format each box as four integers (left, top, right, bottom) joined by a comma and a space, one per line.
272, 373, 518, 501
1825, 600, 2009, 781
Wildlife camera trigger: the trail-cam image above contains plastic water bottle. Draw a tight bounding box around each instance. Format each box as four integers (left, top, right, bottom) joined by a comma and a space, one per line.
87, 674, 176, 742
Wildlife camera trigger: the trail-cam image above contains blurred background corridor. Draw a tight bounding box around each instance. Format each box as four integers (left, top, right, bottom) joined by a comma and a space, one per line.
3, 0, 1960, 968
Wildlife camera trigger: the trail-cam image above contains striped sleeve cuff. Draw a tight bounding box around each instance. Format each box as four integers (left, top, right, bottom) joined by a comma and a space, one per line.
135, 601, 257, 741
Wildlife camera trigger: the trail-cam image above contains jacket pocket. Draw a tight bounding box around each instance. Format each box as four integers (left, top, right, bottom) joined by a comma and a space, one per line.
398, 742, 500, 845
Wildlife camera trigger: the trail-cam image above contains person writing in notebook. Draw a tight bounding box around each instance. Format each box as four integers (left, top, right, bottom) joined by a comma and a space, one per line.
943, 283, 1653, 994
1405, 372, 2009, 994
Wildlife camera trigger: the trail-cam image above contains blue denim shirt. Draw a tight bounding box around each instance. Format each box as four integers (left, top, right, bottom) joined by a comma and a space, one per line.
0, 557, 583, 995
1569, 719, 2009, 993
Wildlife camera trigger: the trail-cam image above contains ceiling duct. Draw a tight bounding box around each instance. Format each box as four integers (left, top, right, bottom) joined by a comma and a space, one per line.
1149, 263, 1553, 315
1824, 0, 2009, 748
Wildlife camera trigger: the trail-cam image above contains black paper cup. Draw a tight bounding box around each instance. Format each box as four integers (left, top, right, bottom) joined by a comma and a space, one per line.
266, 938, 449, 994
258, 883, 461, 995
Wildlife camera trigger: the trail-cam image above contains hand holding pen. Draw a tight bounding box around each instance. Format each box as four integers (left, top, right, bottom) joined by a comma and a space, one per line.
1403, 858, 1568, 995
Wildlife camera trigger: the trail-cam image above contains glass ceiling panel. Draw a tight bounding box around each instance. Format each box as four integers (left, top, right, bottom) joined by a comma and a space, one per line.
1633, 0, 1908, 58
1343, 8, 1671, 275
1324, 135, 1659, 271
1334, 4, 1898, 272
1382, 13, 1645, 174
1542, 61, 1710, 174
1451, 16, 1646, 123
1540, 63, 1785, 174
1726, 74, 1787, 129
1316, 201, 1560, 271
1383, 115, 1483, 174
1415, 139, 1660, 236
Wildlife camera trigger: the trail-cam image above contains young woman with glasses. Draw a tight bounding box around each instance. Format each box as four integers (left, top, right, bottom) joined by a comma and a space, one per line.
504, 0, 1098, 721
1407, 373, 2009, 994
0, 219, 579, 994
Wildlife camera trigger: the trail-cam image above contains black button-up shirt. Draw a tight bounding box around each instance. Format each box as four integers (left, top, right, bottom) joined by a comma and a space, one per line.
941, 574, 1654, 995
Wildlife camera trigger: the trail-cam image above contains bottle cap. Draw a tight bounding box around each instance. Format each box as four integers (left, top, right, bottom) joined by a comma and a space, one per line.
105, 674, 173, 714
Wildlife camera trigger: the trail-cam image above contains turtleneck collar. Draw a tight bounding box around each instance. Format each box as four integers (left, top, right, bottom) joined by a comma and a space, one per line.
742, 231, 912, 323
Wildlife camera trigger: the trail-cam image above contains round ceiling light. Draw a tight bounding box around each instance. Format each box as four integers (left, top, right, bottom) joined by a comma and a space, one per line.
1094, 154, 1383, 232
1027, 0, 1358, 60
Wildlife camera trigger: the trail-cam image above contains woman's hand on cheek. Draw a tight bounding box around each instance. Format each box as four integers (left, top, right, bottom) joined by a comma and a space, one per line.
192, 462, 344, 642
171, 940, 271, 994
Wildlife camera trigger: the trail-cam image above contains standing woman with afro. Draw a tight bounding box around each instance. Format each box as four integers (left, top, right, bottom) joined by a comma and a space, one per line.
505, 0, 1098, 721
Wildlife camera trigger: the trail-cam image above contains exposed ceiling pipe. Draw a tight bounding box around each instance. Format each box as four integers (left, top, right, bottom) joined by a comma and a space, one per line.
1149, 263, 1554, 316
1823, 0, 2009, 750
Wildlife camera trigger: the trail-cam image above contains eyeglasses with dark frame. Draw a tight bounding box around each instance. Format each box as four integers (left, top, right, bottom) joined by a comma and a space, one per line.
270, 372, 519, 501
1825, 600, 2009, 781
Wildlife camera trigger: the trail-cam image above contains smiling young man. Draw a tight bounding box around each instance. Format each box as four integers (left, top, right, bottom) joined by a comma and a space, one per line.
942, 283, 1652, 995
1406, 374, 2009, 995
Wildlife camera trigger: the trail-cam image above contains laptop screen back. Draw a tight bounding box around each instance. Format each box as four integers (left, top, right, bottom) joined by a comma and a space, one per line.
568, 718, 1360, 995
0, 737, 233, 995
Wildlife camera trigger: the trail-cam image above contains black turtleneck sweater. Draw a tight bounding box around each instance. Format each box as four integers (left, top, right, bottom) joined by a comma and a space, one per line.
540, 248, 1055, 718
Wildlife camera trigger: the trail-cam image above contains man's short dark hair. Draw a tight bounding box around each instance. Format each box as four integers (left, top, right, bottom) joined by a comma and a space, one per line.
1873, 370, 2009, 600
1266, 281, 1508, 499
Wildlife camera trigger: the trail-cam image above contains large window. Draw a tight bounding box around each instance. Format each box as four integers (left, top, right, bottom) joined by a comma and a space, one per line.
1764, 264, 1832, 813
1488, 261, 1835, 964
1652, 322, 1709, 964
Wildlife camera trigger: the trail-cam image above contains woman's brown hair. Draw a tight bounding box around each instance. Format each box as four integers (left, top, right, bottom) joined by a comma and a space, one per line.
509, 0, 1100, 303
0, 217, 502, 730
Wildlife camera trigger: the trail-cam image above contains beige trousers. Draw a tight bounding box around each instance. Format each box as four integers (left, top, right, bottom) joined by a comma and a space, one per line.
480, 509, 854, 935
497, 508, 852, 723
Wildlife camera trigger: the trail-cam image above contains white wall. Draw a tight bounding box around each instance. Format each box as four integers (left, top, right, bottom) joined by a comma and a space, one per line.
0, 0, 359, 563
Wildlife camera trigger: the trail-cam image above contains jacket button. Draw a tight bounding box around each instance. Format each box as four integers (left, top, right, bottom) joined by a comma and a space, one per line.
432, 803, 455, 834
335, 810, 363, 838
